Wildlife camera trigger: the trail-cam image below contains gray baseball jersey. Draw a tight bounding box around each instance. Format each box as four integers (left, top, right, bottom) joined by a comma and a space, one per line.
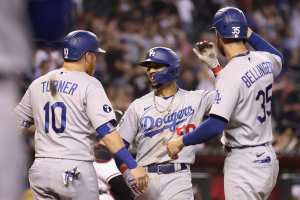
209, 51, 282, 147
15, 68, 116, 161
117, 88, 215, 166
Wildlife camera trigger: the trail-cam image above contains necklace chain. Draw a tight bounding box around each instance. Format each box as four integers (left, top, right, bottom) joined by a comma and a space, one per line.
153, 92, 176, 114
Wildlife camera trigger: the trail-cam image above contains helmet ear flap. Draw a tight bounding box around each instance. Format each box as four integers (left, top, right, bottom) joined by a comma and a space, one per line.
153, 66, 180, 85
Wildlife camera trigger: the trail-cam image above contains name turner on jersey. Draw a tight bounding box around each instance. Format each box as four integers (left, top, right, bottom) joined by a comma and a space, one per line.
41, 80, 78, 95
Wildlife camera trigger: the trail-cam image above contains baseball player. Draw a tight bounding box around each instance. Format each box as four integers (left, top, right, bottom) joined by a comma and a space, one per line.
94, 110, 134, 200
116, 46, 221, 200
94, 144, 134, 200
167, 7, 285, 200
15, 30, 148, 200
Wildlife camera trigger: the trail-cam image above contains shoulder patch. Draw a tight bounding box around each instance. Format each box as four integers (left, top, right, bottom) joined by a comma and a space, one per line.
103, 104, 112, 113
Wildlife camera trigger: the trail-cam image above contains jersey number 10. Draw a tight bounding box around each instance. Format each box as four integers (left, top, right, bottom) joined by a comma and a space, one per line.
43, 102, 67, 133
256, 84, 272, 123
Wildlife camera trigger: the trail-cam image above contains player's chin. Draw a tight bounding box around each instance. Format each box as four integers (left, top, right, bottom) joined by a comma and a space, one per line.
149, 80, 159, 88
151, 82, 162, 89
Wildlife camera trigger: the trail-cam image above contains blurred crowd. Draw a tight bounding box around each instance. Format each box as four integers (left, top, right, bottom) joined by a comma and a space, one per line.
22, 0, 300, 157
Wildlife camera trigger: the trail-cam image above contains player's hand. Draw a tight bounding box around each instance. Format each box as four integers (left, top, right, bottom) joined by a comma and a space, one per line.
193, 41, 220, 70
247, 27, 253, 39
123, 169, 144, 198
129, 166, 149, 193
167, 136, 184, 159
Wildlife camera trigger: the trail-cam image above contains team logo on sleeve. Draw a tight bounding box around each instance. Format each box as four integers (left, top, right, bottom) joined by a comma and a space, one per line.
103, 104, 112, 113
214, 90, 221, 104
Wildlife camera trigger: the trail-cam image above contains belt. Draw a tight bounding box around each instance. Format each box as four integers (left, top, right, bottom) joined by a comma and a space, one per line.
225, 142, 269, 152
146, 163, 188, 174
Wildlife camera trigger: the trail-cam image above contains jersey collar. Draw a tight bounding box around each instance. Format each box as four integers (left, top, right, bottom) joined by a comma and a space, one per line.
231, 50, 250, 59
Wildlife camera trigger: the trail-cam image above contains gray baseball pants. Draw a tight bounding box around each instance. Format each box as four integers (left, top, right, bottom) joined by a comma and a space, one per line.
29, 158, 99, 200
224, 144, 279, 200
137, 168, 194, 200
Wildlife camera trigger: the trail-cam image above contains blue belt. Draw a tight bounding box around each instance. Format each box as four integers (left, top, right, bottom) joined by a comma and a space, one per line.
146, 163, 188, 174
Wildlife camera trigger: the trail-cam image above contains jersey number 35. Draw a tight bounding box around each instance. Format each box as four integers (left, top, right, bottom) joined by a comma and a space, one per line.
256, 84, 272, 123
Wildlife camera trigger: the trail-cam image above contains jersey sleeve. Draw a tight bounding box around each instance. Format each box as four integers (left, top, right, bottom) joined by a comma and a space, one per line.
15, 85, 34, 128
202, 90, 216, 114
85, 81, 116, 130
116, 102, 138, 144
93, 159, 121, 182
261, 51, 282, 78
209, 74, 239, 121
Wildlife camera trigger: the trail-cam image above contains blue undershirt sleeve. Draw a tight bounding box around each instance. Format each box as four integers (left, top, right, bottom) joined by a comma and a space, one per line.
183, 115, 227, 146
248, 32, 284, 62
248, 32, 286, 78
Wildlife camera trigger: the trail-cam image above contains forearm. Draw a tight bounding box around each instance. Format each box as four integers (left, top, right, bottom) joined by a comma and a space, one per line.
22, 125, 36, 137
248, 32, 283, 61
101, 131, 125, 154
183, 116, 227, 146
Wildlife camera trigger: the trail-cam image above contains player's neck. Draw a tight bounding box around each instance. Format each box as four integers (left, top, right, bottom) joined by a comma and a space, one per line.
155, 81, 178, 97
223, 43, 248, 60
63, 62, 86, 73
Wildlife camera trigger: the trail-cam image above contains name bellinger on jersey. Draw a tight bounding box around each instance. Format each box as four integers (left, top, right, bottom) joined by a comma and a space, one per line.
241, 61, 273, 88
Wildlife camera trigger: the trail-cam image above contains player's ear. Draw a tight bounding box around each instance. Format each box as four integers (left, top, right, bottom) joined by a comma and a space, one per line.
85, 52, 95, 63
84, 52, 91, 65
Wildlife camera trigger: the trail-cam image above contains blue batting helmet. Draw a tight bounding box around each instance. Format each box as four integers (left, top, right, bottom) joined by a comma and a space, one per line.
212, 7, 247, 39
139, 47, 180, 85
62, 30, 106, 61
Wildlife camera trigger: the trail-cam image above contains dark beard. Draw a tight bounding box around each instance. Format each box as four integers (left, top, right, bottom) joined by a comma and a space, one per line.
217, 37, 225, 57
150, 81, 161, 89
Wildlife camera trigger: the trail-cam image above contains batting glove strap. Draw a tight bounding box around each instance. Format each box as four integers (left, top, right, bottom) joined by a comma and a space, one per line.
211, 64, 222, 76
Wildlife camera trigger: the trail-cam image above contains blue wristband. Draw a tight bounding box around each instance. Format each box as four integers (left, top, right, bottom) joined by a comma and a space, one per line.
115, 139, 130, 169
115, 147, 137, 169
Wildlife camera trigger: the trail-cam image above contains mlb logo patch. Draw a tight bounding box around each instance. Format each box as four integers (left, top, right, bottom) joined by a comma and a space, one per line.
103, 104, 112, 113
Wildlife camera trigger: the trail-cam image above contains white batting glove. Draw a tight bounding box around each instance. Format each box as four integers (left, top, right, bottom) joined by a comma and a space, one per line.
193, 41, 222, 75
123, 169, 144, 198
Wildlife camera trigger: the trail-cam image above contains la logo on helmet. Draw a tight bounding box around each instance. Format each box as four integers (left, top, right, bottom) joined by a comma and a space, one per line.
149, 49, 156, 57
232, 27, 240, 38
